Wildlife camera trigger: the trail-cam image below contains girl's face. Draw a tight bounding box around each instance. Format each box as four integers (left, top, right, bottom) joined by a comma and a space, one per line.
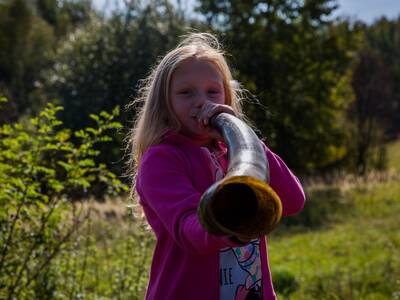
170, 58, 226, 146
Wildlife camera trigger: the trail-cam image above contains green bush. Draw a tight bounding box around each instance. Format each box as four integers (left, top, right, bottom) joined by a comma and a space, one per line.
0, 98, 128, 299
273, 269, 299, 297
280, 186, 353, 231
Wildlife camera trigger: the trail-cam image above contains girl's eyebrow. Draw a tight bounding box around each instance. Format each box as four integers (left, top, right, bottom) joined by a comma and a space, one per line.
174, 79, 224, 88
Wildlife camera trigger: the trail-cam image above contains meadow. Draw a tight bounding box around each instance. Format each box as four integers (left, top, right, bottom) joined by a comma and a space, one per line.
37, 141, 399, 300
270, 140, 400, 299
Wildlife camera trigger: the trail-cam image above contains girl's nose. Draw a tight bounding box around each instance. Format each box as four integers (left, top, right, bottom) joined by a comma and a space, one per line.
194, 92, 207, 107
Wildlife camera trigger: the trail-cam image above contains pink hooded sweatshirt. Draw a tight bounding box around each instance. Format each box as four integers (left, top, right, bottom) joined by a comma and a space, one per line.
136, 131, 305, 300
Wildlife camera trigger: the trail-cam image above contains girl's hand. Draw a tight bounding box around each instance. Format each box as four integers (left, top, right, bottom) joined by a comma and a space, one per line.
196, 102, 236, 126
193, 102, 236, 142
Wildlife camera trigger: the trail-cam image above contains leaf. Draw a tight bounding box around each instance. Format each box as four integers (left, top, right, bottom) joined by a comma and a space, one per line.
89, 114, 100, 122
58, 161, 73, 172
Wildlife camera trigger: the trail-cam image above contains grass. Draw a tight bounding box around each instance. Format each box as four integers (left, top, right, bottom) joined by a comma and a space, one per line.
49, 141, 400, 299
46, 199, 154, 300
387, 139, 400, 172
268, 165, 400, 299
269, 179, 400, 299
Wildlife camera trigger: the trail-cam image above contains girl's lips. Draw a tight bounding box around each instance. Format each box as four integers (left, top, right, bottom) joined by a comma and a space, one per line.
190, 117, 208, 129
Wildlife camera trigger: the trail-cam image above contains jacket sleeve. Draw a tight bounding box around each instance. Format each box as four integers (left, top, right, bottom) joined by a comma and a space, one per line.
136, 146, 242, 255
262, 143, 306, 216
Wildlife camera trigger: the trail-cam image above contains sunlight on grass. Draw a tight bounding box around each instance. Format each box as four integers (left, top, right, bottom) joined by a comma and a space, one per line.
269, 179, 400, 300
387, 140, 400, 172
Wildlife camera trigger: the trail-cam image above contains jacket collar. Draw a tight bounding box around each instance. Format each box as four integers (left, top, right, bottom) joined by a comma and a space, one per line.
162, 130, 228, 156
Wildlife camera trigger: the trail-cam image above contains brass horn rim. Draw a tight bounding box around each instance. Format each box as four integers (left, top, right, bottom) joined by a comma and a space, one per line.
198, 175, 282, 240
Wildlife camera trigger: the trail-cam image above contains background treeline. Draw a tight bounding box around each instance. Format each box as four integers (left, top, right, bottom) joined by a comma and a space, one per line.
1, 0, 399, 182
1, 1, 400, 299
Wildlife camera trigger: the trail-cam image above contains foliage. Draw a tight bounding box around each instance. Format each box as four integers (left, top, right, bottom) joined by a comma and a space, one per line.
272, 269, 299, 297
364, 17, 400, 138
44, 0, 186, 131
348, 49, 394, 174
1, 0, 398, 177
42, 0, 187, 176
35, 0, 93, 37
0, 0, 94, 122
0, 99, 128, 299
0, 0, 54, 119
196, 0, 359, 173
279, 185, 352, 230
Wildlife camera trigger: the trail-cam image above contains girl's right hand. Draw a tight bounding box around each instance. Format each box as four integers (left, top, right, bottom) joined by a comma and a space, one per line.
195, 101, 236, 126
192, 102, 236, 142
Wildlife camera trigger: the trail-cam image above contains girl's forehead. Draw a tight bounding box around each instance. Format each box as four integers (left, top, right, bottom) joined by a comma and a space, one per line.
172, 58, 224, 82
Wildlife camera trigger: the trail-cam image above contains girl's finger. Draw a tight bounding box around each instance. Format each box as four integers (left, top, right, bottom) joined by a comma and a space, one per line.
199, 103, 214, 125
199, 103, 236, 126
207, 104, 235, 118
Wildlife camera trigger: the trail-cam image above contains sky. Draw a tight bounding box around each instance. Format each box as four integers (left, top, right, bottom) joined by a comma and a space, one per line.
93, 0, 400, 24
334, 0, 400, 23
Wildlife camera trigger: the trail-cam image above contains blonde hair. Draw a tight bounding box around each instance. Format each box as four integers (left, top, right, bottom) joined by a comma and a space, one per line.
126, 32, 247, 200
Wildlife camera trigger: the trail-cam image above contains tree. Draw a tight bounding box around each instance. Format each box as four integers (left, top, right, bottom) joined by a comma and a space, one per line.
0, 0, 54, 119
44, 0, 186, 131
349, 49, 394, 174
196, 0, 356, 174
364, 17, 400, 138
0, 0, 94, 123
42, 0, 187, 176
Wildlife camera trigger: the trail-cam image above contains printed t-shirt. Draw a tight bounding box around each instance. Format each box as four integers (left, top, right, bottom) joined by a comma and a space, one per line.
207, 148, 263, 300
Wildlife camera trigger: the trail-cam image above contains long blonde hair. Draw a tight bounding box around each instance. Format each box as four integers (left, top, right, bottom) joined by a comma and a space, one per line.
126, 32, 246, 199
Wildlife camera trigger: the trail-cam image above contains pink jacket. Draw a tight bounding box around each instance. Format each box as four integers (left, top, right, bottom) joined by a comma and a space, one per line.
136, 131, 305, 300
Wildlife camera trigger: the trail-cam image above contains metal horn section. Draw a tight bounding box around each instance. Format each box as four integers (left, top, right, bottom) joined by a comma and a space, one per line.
198, 113, 282, 240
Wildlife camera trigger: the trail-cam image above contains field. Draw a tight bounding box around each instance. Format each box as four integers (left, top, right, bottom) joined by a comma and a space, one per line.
268, 141, 400, 299
48, 141, 400, 299
270, 178, 400, 299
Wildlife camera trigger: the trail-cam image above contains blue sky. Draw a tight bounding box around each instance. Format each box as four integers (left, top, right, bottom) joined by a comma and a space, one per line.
334, 0, 400, 23
93, 0, 400, 24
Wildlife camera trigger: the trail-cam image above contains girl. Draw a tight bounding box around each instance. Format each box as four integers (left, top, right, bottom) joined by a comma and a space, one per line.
128, 33, 305, 300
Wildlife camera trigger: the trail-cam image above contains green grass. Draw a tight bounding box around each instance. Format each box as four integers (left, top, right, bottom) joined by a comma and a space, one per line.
47, 140, 400, 299
269, 179, 400, 300
387, 140, 400, 172
53, 175, 399, 300
47, 201, 154, 300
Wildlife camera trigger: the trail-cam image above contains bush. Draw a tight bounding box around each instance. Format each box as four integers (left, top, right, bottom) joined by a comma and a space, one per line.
273, 269, 299, 297
0, 98, 128, 299
280, 186, 353, 230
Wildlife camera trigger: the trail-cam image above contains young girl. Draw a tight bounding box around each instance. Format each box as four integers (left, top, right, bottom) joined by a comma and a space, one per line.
128, 33, 305, 300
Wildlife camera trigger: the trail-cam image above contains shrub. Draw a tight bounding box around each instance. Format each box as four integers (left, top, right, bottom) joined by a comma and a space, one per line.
280, 186, 353, 230
0, 98, 128, 299
273, 269, 299, 297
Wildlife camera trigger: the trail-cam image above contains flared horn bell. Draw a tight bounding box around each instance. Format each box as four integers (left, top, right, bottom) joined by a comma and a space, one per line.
198, 113, 282, 240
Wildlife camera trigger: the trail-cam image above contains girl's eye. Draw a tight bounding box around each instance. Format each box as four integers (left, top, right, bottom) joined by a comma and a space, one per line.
178, 90, 191, 95
208, 90, 220, 94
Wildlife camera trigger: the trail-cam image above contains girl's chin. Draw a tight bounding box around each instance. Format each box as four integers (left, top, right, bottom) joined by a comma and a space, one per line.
191, 133, 212, 144
183, 130, 212, 146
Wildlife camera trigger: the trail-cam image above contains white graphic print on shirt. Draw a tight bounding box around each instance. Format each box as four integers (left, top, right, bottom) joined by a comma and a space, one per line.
206, 148, 263, 300
220, 241, 263, 300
